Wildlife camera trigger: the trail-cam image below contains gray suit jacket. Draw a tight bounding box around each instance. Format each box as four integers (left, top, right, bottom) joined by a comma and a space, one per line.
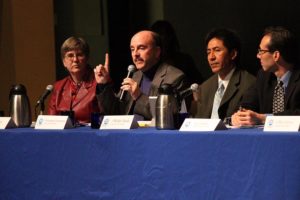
96, 62, 188, 120
194, 68, 256, 120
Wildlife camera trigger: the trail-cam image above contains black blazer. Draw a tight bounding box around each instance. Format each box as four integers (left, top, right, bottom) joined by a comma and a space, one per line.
241, 69, 300, 115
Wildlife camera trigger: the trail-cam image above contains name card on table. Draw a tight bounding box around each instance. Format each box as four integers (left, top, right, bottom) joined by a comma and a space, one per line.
264, 116, 300, 132
179, 118, 227, 132
0, 117, 16, 129
100, 115, 138, 130
35, 115, 73, 130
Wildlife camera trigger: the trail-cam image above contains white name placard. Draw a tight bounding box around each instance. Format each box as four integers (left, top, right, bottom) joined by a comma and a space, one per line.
264, 116, 300, 132
100, 115, 137, 130
0, 117, 16, 129
179, 118, 227, 132
35, 115, 73, 129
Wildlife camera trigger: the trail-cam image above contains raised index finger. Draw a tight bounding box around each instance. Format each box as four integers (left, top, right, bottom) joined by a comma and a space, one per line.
104, 53, 110, 72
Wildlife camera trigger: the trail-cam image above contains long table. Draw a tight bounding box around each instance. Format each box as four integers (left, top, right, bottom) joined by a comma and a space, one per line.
1, 127, 300, 200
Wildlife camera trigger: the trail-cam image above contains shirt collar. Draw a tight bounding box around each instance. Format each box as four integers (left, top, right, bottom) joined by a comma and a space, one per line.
279, 70, 292, 89
218, 68, 235, 89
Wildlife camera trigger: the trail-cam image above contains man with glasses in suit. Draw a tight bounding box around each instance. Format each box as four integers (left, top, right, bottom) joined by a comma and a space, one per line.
232, 26, 300, 126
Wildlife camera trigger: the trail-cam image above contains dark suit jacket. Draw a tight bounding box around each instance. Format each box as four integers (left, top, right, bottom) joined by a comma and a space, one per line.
48, 70, 99, 123
194, 68, 256, 120
96, 62, 188, 120
241, 69, 300, 115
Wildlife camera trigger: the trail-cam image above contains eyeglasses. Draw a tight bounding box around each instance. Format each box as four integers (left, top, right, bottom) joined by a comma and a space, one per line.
257, 48, 272, 55
64, 52, 85, 60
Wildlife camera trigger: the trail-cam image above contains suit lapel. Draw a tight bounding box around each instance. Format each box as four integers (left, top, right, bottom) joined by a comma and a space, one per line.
60, 79, 72, 109
203, 75, 218, 117
220, 69, 240, 106
262, 73, 276, 112
71, 81, 92, 108
285, 69, 300, 106
149, 64, 166, 96
133, 70, 143, 84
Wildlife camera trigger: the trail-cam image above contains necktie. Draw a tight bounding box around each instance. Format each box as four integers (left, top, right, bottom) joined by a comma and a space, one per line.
272, 80, 284, 113
211, 82, 225, 119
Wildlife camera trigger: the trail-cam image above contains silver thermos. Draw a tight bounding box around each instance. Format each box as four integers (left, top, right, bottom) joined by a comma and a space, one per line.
155, 84, 179, 130
9, 84, 32, 127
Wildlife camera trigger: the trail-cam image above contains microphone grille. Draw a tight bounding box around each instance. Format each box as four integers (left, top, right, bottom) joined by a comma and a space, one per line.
190, 83, 199, 91
46, 84, 54, 91
128, 65, 136, 72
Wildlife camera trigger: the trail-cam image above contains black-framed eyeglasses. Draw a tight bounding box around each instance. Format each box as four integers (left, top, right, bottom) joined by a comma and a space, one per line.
257, 48, 271, 55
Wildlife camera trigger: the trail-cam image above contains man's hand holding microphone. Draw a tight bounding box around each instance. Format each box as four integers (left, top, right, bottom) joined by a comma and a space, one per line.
94, 53, 140, 101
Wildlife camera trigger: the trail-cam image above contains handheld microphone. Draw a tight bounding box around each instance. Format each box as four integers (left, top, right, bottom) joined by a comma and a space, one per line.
36, 85, 53, 105
119, 65, 136, 101
178, 83, 199, 100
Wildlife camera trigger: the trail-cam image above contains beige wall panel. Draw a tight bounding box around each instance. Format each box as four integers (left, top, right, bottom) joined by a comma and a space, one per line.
0, 0, 55, 119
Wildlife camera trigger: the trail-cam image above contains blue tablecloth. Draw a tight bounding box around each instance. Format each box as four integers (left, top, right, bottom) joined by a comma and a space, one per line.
1, 127, 300, 200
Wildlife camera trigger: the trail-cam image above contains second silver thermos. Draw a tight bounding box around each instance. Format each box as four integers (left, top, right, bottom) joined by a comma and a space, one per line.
155, 84, 178, 130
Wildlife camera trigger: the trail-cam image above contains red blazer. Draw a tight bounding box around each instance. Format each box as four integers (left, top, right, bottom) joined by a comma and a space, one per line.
48, 75, 99, 124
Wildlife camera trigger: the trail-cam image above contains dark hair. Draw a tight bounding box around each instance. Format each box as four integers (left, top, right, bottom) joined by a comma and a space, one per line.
151, 20, 180, 53
263, 26, 298, 64
205, 28, 242, 67
60, 36, 90, 59
150, 31, 162, 49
